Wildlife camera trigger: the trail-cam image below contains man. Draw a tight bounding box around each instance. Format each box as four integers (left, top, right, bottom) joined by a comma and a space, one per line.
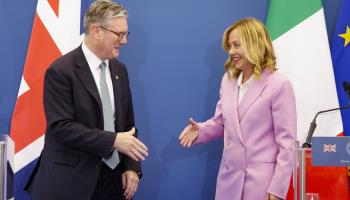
25, 1, 148, 199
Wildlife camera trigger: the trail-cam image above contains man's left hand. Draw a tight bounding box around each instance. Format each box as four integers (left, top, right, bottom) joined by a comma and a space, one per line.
122, 170, 139, 200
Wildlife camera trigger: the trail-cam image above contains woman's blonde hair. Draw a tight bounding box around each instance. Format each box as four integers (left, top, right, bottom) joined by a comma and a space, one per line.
222, 17, 276, 79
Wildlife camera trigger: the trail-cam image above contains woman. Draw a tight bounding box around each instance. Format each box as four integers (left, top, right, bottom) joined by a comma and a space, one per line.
179, 17, 296, 200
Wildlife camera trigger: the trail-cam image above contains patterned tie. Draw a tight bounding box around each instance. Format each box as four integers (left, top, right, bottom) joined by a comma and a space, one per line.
100, 61, 119, 169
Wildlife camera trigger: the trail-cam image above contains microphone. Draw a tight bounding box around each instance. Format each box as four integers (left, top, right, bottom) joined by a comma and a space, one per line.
302, 82, 350, 148
343, 81, 350, 100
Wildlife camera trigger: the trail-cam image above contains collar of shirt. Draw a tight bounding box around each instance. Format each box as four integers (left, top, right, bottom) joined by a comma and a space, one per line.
237, 72, 254, 89
81, 41, 109, 73
237, 72, 254, 104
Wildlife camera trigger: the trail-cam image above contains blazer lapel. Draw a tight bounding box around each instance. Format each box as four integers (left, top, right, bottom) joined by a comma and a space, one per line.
74, 47, 103, 115
238, 70, 270, 121
109, 60, 123, 132
224, 77, 244, 142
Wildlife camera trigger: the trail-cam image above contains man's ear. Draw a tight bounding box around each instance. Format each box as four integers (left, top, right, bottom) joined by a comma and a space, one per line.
90, 23, 102, 40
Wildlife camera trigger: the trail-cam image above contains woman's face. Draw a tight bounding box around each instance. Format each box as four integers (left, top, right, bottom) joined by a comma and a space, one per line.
227, 29, 253, 72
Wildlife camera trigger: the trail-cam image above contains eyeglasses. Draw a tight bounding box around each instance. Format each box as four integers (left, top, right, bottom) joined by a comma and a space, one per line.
99, 26, 130, 41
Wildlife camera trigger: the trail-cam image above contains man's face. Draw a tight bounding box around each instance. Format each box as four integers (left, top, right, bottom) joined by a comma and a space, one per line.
98, 16, 128, 60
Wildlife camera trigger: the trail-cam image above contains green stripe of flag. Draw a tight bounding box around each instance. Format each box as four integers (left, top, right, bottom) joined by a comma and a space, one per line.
266, 0, 322, 40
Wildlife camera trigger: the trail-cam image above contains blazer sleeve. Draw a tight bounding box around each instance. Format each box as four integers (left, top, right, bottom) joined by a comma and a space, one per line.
44, 65, 116, 158
196, 77, 225, 144
267, 79, 297, 199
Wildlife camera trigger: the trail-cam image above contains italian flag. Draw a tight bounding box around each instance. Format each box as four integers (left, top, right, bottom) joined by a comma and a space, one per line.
266, 0, 348, 199
266, 0, 343, 142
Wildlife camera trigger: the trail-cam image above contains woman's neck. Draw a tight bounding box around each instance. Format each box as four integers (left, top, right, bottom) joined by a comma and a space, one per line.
242, 66, 254, 83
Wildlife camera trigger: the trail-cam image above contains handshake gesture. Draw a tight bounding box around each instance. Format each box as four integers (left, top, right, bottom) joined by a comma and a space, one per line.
179, 118, 199, 148
114, 127, 149, 161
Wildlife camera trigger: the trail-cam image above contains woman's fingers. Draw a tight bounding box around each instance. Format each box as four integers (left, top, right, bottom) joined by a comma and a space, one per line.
179, 126, 190, 140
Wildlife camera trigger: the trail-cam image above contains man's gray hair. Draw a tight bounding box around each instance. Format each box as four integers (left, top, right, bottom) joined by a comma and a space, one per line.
83, 0, 128, 34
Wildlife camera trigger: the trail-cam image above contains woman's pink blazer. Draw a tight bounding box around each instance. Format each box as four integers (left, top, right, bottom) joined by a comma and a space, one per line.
196, 70, 297, 200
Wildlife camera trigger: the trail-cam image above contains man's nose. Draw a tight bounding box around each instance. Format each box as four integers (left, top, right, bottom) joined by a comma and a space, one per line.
119, 36, 127, 45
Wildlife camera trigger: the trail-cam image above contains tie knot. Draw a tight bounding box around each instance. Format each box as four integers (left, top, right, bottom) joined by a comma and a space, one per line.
100, 61, 107, 71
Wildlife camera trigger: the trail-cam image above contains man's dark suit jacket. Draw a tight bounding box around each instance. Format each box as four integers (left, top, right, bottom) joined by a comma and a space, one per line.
25, 46, 141, 200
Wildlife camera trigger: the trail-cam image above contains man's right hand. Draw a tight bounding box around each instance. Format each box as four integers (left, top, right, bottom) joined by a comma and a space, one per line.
114, 127, 148, 162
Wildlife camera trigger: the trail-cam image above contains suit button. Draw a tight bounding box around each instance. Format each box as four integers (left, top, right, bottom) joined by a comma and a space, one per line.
241, 167, 245, 172
96, 165, 100, 169
227, 140, 230, 146
241, 141, 245, 148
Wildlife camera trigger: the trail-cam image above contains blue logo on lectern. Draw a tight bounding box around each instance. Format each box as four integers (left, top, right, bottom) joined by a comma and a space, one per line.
346, 142, 350, 155
312, 137, 350, 166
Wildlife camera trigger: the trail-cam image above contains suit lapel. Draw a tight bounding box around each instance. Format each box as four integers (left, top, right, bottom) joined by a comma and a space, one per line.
223, 76, 244, 142
109, 60, 123, 132
238, 70, 270, 121
231, 80, 245, 142
74, 47, 103, 114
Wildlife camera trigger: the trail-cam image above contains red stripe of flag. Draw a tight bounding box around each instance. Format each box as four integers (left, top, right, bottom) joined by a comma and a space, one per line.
10, 11, 61, 153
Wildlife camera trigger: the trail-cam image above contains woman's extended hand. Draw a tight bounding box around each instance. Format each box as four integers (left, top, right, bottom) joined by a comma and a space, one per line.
179, 118, 199, 148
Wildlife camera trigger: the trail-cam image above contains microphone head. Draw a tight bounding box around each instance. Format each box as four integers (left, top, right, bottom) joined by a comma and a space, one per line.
343, 81, 350, 90
343, 81, 350, 102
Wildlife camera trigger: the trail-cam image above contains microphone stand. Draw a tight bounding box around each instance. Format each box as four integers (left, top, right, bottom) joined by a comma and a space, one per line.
298, 104, 350, 200
302, 104, 350, 148
298, 81, 350, 199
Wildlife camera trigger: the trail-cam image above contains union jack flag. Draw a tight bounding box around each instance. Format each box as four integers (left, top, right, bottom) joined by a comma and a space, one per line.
323, 144, 337, 152
10, 0, 90, 199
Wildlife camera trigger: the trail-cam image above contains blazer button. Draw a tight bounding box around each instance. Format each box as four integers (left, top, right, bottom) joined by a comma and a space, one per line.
96, 164, 100, 169
240, 141, 245, 148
